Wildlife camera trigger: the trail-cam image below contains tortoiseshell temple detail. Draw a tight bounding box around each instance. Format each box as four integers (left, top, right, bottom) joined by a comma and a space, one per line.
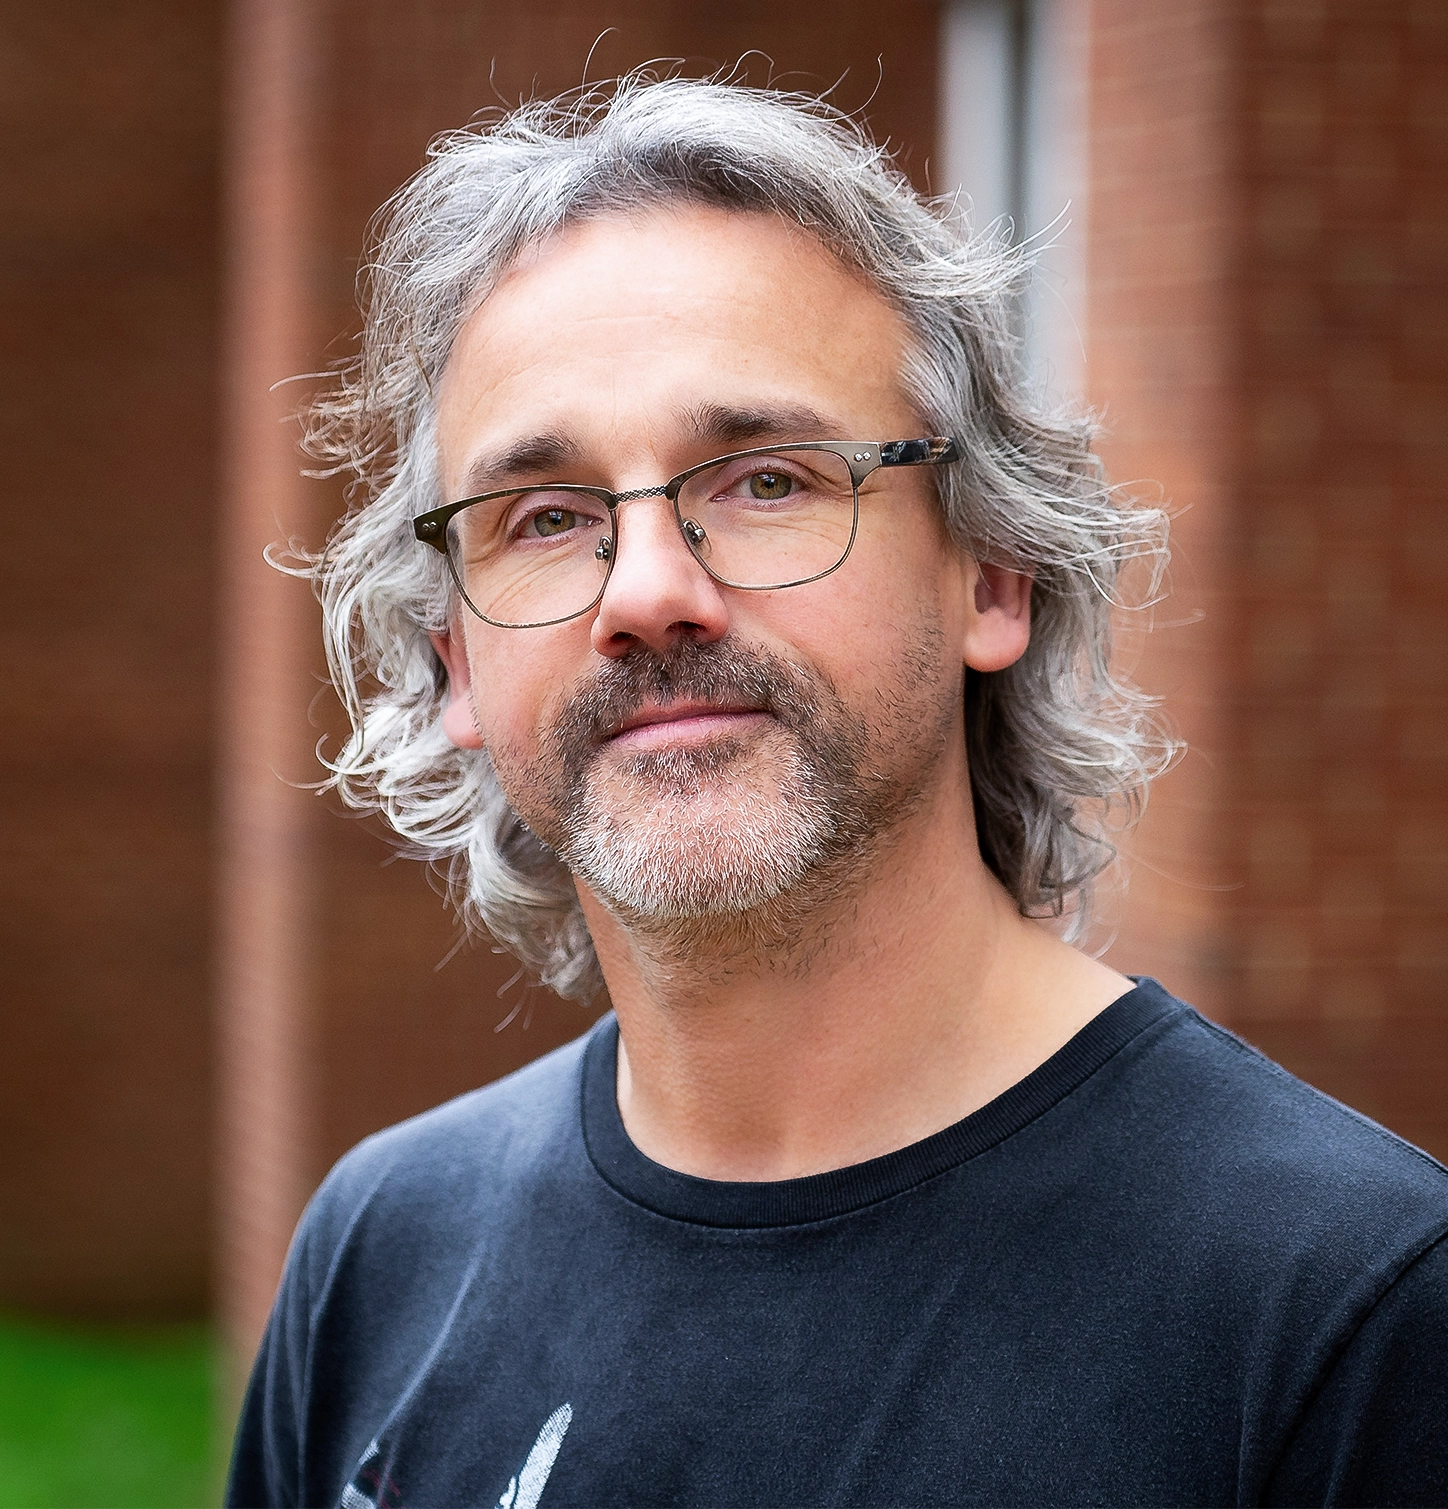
879, 437, 958, 467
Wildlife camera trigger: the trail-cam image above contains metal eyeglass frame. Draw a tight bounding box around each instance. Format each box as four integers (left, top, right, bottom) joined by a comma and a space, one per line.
412, 436, 961, 629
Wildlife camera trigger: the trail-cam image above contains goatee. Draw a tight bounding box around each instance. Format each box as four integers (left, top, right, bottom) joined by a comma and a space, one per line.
515, 637, 932, 931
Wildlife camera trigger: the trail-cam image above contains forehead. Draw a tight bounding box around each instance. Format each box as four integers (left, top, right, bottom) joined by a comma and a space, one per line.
434, 204, 917, 487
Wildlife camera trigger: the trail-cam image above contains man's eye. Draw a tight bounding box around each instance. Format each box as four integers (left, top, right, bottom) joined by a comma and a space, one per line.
529, 508, 580, 537
748, 470, 794, 501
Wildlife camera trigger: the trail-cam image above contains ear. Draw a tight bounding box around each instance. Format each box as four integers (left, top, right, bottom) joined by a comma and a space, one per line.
961, 560, 1032, 673
429, 625, 485, 750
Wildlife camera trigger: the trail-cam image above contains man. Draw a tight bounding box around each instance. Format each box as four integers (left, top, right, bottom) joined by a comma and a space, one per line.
229, 77, 1447, 1508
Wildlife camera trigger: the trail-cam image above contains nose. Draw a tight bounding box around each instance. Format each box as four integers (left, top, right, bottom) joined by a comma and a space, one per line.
589, 496, 731, 658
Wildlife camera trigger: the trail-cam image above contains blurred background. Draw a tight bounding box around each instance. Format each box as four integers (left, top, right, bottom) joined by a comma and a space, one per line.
2, 0, 1443, 1499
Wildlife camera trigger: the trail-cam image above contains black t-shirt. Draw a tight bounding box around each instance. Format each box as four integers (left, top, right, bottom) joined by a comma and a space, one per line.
228, 980, 1448, 1508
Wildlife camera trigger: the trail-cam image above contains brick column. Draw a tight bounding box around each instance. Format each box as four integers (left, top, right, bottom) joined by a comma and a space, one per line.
1088, 0, 1240, 1016
215, 0, 326, 1379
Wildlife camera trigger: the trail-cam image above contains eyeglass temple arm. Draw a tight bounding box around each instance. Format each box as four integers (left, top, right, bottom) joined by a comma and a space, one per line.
878, 437, 959, 467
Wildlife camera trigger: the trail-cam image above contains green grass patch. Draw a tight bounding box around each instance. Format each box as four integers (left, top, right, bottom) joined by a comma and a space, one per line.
0, 1312, 219, 1508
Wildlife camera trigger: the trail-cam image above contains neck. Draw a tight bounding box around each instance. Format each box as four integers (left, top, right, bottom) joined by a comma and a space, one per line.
578, 776, 1131, 1182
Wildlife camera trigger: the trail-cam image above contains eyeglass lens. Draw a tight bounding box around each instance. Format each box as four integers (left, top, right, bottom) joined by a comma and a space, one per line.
444, 448, 858, 628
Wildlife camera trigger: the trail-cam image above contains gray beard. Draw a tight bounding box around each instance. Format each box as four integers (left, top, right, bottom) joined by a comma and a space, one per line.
561, 736, 847, 924
510, 632, 949, 944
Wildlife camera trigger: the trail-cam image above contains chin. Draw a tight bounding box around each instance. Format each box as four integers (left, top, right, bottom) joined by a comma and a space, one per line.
560, 748, 837, 922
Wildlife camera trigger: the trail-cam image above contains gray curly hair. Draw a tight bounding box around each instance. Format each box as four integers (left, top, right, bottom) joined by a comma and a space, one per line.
303, 72, 1175, 1003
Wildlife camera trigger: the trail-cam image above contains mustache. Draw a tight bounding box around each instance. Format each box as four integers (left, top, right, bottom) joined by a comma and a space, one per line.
551, 638, 827, 754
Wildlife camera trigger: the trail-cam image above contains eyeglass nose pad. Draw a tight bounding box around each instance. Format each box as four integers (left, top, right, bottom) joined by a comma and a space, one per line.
680, 517, 709, 557
594, 537, 613, 562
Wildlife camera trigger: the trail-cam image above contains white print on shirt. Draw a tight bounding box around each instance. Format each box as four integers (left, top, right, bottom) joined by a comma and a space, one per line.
496, 1404, 574, 1509
338, 1440, 385, 1509
335, 1404, 571, 1509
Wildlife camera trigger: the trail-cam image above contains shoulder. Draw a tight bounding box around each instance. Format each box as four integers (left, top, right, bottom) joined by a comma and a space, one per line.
1112, 981, 1448, 1286
290, 1021, 600, 1288
1149, 988, 1445, 1195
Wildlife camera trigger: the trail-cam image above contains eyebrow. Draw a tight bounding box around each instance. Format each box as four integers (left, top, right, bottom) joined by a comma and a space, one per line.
458, 432, 581, 499
454, 400, 848, 500
682, 401, 843, 449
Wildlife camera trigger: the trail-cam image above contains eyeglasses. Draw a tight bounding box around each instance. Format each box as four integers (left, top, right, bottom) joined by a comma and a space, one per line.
413, 437, 960, 629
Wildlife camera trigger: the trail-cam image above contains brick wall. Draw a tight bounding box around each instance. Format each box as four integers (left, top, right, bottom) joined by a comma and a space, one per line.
1092, 0, 1448, 1156
0, 1, 224, 1315
1232, 0, 1448, 1153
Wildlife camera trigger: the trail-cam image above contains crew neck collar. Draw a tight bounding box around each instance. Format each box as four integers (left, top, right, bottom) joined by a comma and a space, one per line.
580, 978, 1181, 1228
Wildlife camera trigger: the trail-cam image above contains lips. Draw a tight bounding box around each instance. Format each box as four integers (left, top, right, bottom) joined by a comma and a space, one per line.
550, 640, 793, 765
608, 700, 765, 740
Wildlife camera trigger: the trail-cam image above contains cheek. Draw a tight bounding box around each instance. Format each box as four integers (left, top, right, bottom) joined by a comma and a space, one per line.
781, 542, 963, 703
464, 630, 586, 761
465, 658, 566, 839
